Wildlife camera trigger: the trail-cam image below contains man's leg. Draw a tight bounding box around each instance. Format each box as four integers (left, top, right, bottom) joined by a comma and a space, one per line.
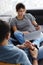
38, 46, 43, 60
14, 31, 25, 44
32, 37, 43, 48
32, 32, 43, 48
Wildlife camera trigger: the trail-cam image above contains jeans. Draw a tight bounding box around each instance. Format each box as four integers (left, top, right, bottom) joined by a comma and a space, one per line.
14, 31, 43, 47
14, 31, 25, 44
38, 46, 43, 60
32, 32, 43, 48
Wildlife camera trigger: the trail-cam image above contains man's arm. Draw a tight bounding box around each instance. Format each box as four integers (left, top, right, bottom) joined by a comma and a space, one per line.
16, 44, 26, 49
26, 13, 41, 31
12, 26, 29, 34
16, 40, 35, 50
33, 59, 38, 65
17, 41, 38, 65
32, 21, 41, 30
30, 47, 38, 65
12, 26, 18, 32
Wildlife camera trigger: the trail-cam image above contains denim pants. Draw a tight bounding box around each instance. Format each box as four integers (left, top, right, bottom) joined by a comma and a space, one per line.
14, 31, 43, 47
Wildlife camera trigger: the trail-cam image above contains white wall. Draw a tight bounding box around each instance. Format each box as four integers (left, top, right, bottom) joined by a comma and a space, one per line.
0, 0, 43, 15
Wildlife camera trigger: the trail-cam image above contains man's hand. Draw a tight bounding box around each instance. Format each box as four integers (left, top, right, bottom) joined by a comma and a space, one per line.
32, 21, 41, 30
23, 31, 29, 34
24, 40, 35, 50
30, 47, 38, 65
35, 25, 41, 30
30, 47, 38, 58
16, 44, 26, 49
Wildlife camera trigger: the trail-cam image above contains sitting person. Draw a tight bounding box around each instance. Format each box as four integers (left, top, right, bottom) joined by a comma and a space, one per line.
0, 20, 38, 65
10, 3, 43, 48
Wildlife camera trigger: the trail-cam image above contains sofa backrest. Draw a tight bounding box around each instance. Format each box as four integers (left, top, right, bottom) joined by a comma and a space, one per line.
26, 10, 43, 25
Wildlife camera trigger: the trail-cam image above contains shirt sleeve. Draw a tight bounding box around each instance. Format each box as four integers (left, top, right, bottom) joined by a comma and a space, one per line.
26, 13, 36, 22
10, 18, 17, 27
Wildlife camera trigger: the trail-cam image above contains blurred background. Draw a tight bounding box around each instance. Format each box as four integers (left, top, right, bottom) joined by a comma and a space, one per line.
0, 0, 43, 25
0, 0, 43, 15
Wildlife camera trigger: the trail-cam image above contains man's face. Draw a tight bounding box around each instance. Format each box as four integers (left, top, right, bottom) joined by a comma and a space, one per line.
6, 32, 11, 40
8, 33, 11, 40
17, 8, 26, 16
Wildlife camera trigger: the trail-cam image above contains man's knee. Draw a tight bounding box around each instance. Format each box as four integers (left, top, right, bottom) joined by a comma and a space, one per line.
14, 31, 25, 44
14, 31, 23, 36
14, 31, 19, 36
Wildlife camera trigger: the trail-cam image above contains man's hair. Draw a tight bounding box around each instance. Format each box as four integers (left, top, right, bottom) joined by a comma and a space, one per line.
0, 20, 10, 43
16, 3, 25, 11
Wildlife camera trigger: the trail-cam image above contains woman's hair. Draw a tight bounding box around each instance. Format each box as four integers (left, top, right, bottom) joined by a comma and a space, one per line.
0, 20, 10, 43
16, 3, 25, 11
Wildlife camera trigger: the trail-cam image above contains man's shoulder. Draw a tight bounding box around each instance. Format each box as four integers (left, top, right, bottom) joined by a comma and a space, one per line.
25, 13, 33, 17
9, 16, 17, 24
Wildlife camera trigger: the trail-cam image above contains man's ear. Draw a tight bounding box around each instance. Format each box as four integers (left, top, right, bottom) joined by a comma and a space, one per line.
6, 33, 11, 40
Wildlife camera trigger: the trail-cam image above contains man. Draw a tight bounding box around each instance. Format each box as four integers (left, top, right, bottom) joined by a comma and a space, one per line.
0, 20, 38, 65
10, 3, 43, 48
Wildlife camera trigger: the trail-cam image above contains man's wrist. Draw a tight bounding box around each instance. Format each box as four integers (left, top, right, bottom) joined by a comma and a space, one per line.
35, 24, 39, 27
32, 57, 38, 60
